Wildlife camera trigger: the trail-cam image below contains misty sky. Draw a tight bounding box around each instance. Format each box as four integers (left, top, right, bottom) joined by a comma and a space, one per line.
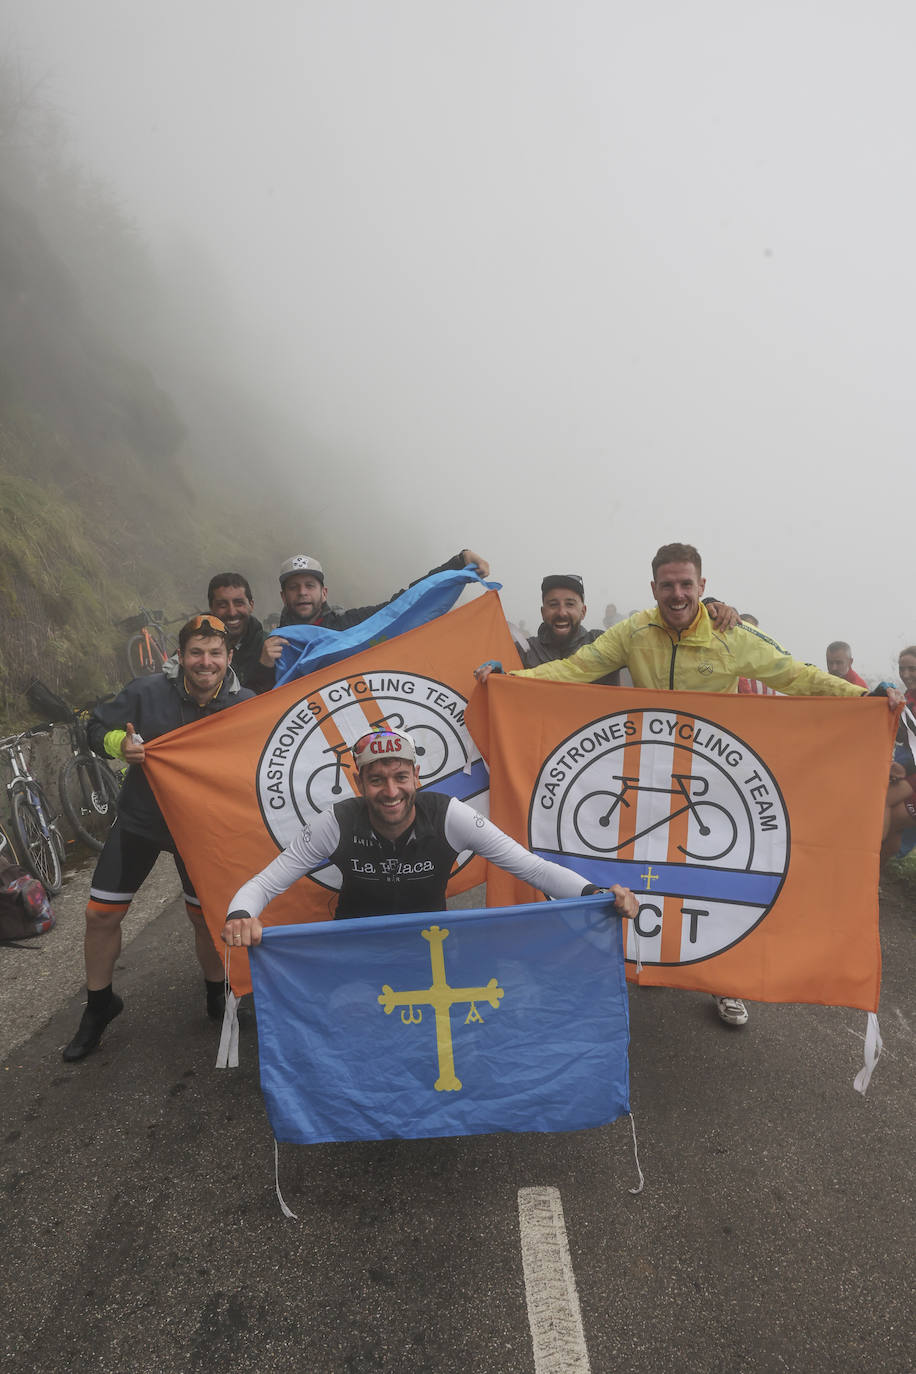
4, 1, 914, 679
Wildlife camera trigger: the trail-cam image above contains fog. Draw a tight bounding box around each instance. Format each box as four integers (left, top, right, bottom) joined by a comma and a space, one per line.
4, 0, 914, 679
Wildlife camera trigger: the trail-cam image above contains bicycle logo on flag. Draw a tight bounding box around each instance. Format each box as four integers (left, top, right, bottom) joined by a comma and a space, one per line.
528, 708, 790, 965
255, 672, 489, 890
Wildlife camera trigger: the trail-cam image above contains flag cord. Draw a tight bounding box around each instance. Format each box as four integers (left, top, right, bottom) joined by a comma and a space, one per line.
274, 1139, 298, 1220
627, 1112, 645, 1194
215, 947, 241, 1070
852, 1011, 883, 1094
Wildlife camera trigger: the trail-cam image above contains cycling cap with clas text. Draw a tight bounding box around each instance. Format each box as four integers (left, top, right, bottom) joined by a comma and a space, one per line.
351, 727, 418, 771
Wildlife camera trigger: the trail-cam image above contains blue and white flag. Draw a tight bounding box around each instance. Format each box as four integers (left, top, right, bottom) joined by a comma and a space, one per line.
249, 895, 630, 1144
272, 567, 500, 686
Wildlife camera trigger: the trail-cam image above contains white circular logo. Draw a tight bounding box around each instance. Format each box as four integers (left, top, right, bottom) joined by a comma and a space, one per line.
529, 707, 790, 965
256, 672, 488, 889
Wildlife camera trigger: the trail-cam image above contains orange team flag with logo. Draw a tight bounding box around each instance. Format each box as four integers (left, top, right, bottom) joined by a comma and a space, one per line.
143, 592, 518, 996
466, 675, 897, 1011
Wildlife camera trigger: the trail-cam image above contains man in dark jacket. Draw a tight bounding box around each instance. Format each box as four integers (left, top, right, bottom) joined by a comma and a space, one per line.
207, 572, 280, 693
276, 548, 490, 630
519, 574, 620, 685
62, 614, 255, 1062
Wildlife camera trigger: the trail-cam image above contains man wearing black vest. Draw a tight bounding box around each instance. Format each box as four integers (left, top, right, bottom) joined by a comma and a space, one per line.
220, 726, 636, 943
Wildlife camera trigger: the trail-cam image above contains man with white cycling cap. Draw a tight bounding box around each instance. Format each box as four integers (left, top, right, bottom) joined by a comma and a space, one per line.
277, 548, 490, 630
221, 725, 636, 943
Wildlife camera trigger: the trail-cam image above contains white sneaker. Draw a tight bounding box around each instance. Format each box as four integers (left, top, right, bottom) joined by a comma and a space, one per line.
714, 995, 749, 1027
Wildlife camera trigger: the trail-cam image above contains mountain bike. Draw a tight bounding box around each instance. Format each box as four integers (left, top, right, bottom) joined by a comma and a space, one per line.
118, 607, 169, 677
25, 680, 120, 852
0, 727, 65, 893
119, 609, 201, 678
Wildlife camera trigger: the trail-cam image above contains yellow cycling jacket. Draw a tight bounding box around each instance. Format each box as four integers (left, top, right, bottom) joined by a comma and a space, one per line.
513, 605, 868, 697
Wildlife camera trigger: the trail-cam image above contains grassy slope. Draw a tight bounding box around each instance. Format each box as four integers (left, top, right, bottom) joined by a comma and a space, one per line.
0, 187, 301, 726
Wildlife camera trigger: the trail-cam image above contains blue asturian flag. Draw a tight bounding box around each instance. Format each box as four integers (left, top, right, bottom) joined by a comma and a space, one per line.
272, 566, 500, 686
249, 895, 630, 1145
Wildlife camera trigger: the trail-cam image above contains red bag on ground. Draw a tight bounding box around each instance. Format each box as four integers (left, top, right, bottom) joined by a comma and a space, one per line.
0, 864, 56, 940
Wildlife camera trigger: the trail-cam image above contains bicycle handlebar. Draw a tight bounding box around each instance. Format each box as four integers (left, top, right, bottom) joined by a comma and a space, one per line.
0, 724, 55, 749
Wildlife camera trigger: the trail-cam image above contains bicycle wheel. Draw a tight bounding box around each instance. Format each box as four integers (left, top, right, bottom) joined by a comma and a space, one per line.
127, 631, 164, 677
0, 817, 20, 867
12, 790, 63, 894
60, 755, 119, 851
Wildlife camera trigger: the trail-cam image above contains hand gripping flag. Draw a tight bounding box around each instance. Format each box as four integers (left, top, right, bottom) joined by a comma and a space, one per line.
273, 566, 502, 685
143, 592, 518, 996
249, 895, 630, 1144
466, 676, 898, 1012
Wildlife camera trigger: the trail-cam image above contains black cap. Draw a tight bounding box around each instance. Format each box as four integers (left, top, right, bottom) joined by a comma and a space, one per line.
541, 573, 585, 599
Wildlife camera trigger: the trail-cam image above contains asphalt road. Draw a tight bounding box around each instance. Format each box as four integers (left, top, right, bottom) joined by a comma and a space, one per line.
1, 869, 914, 1373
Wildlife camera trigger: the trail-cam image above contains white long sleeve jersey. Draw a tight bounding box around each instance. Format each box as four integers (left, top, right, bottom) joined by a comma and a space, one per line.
229, 795, 588, 919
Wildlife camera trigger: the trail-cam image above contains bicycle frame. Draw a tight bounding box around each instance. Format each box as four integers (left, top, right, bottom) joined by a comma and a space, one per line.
0, 733, 56, 835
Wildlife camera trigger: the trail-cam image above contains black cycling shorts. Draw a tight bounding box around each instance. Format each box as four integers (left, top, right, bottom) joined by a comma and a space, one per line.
89, 819, 198, 906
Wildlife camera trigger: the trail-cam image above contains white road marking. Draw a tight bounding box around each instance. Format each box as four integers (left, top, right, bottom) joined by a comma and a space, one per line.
518, 1186, 591, 1374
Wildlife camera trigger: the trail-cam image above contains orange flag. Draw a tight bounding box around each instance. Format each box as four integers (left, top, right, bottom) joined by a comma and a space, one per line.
143, 592, 517, 995
466, 675, 897, 1011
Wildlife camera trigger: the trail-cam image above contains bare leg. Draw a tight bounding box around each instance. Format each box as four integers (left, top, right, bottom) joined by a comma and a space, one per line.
84, 902, 129, 991
185, 903, 225, 981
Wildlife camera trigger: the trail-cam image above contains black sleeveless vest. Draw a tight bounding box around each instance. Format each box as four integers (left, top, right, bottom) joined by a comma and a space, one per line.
330, 792, 458, 919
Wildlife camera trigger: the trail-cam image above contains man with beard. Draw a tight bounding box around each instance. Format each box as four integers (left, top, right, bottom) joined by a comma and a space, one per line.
220, 726, 637, 940
62, 614, 254, 1062
517, 574, 620, 684
207, 573, 282, 694
518, 573, 739, 685
277, 549, 489, 630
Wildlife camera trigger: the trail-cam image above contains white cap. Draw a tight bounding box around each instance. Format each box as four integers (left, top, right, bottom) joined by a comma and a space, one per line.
352, 728, 418, 770
278, 554, 324, 586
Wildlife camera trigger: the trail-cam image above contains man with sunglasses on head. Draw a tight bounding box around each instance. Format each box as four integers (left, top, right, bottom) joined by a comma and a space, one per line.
220, 726, 637, 945
62, 614, 255, 1063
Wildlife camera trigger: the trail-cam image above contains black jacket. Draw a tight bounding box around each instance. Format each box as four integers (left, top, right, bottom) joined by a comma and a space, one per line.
227, 615, 274, 694
278, 551, 470, 630
88, 664, 254, 847
520, 623, 621, 686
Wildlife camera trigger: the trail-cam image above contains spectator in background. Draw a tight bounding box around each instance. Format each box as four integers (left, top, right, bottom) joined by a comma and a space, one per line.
826, 641, 867, 688
883, 646, 916, 862
898, 645, 916, 706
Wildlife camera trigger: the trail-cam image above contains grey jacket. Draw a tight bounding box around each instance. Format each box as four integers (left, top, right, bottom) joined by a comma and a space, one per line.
519, 623, 621, 686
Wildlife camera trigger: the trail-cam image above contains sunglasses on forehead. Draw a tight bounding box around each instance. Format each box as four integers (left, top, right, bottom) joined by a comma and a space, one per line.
184, 614, 227, 635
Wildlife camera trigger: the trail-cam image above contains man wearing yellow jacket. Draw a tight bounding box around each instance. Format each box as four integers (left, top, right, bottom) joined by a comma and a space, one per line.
476, 541, 894, 1028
